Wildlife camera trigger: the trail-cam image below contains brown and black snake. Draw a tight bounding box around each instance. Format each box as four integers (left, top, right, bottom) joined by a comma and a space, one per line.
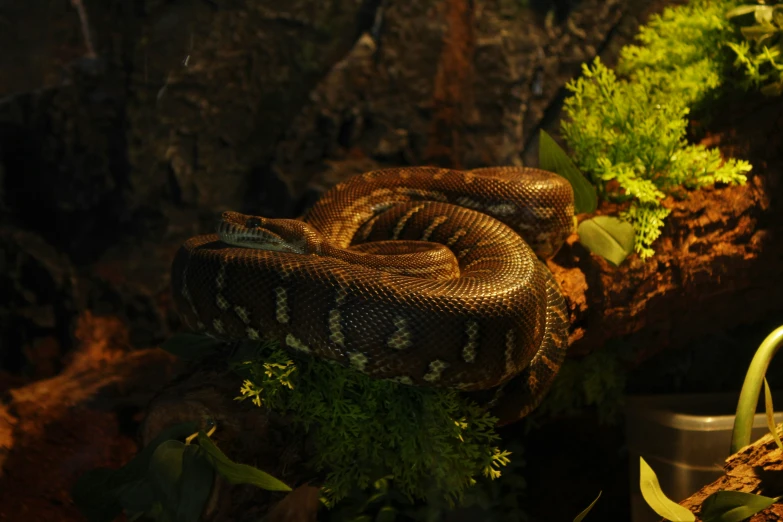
171, 167, 574, 424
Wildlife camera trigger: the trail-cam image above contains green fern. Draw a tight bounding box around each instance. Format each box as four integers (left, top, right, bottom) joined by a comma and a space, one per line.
234, 344, 507, 505
561, 0, 752, 259
617, 0, 742, 106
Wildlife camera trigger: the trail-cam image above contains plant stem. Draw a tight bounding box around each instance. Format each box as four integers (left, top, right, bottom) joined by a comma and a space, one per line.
730, 326, 783, 454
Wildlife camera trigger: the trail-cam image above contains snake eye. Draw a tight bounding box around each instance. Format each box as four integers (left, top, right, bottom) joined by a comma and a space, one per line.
245, 217, 263, 229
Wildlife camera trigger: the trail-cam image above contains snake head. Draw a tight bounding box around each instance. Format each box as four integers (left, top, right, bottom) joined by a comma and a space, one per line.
217, 211, 323, 254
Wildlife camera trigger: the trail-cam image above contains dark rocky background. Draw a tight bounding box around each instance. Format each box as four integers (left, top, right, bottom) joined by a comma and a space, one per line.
0, 0, 664, 390
2, 0, 781, 520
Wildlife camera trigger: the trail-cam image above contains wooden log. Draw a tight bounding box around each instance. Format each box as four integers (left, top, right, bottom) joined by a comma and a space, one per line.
675, 425, 783, 521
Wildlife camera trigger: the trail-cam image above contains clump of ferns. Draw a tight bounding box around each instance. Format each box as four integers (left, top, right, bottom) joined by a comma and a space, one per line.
233, 342, 510, 506
559, 0, 753, 259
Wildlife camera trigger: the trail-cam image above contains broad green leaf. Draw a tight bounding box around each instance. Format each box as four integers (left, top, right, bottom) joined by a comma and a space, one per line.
763, 378, 783, 450
120, 422, 199, 484
753, 6, 775, 25
573, 491, 602, 522
161, 333, 225, 359
577, 216, 635, 266
196, 431, 292, 491
72, 422, 199, 522
149, 440, 186, 509
116, 480, 157, 514
539, 129, 598, 214
741, 24, 778, 42
176, 445, 215, 522
726, 5, 766, 19
639, 457, 695, 521
701, 491, 780, 522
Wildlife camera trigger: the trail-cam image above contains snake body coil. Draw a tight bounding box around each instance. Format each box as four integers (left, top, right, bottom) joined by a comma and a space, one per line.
171, 167, 573, 423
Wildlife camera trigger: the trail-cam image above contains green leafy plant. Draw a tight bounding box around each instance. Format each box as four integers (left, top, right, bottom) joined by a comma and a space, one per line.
576, 216, 635, 266
727, 2, 783, 96
764, 377, 783, 450
324, 440, 529, 522
73, 420, 291, 522
225, 338, 508, 506
639, 457, 782, 522
539, 129, 597, 215
638, 326, 783, 522
559, 0, 753, 259
540, 129, 635, 265
640, 457, 696, 522
702, 491, 780, 522
731, 325, 783, 452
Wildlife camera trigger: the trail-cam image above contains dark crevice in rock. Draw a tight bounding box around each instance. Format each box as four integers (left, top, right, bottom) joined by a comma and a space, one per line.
521, 2, 650, 161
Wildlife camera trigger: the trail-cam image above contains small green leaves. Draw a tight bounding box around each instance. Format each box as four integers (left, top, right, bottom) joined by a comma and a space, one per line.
763, 378, 783, 450
196, 431, 292, 491
726, 5, 769, 20
727, 2, 783, 96
73, 422, 291, 522
701, 491, 780, 522
573, 491, 601, 522
539, 129, 597, 214
561, 0, 753, 260
537, 128, 637, 265
577, 216, 635, 266
639, 457, 695, 522
161, 333, 226, 359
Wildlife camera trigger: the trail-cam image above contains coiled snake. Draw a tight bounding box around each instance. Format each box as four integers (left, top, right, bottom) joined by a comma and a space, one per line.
171, 167, 573, 424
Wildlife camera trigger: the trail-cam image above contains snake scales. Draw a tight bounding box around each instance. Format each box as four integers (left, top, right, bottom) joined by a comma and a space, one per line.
171, 167, 574, 424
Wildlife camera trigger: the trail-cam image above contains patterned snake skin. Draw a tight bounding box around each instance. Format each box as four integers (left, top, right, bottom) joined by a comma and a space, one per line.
171, 167, 574, 424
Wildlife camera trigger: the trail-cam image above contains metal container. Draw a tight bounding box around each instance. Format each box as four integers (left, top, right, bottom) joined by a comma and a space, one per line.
625, 393, 783, 522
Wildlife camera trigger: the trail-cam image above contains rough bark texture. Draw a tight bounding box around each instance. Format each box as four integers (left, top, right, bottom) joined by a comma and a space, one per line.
676, 425, 783, 521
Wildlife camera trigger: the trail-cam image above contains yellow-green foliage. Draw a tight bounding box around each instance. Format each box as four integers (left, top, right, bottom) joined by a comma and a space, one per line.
235, 343, 508, 505
726, 2, 783, 96
617, 0, 741, 105
561, 0, 752, 259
